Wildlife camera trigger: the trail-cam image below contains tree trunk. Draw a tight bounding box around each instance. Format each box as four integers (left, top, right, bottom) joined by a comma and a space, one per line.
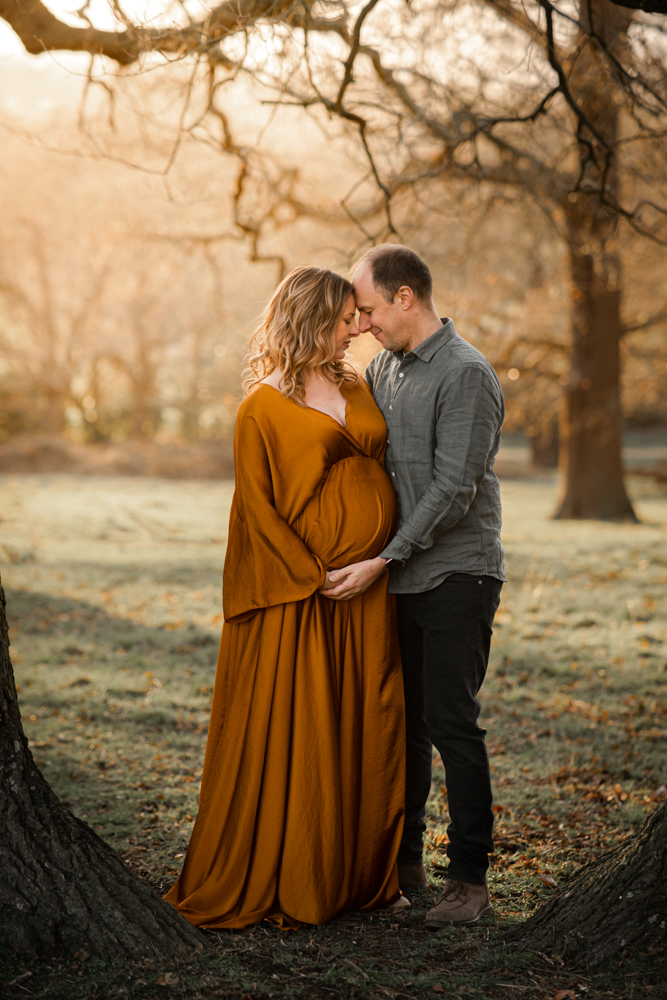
131, 348, 157, 439
553, 4, 637, 521
0, 576, 206, 957
510, 799, 667, 967
554, 225, 636, 520
41, 387, 67, 436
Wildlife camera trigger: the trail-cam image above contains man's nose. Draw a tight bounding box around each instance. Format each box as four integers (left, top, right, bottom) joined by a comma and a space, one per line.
358, 312, 371, 332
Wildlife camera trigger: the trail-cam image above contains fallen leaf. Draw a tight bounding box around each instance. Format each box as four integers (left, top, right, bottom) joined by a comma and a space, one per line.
554, 991, 577, 1000
433, 987, 445, 994
540, 873, 558, 889
156, 972, 179, 985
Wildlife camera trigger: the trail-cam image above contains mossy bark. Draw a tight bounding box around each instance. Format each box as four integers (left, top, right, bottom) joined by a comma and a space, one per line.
510, 799, 667, 967
0, 575, 206, 957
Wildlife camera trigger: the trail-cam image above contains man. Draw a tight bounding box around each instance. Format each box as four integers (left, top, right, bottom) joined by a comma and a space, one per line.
321, 244, 505, 928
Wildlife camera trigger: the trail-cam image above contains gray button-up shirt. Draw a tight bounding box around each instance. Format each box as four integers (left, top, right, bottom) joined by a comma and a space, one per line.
365, 319, 506, 593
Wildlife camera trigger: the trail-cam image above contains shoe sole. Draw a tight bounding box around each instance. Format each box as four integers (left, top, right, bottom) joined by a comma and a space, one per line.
424, 904, 493, 929
387, 896, 411, 910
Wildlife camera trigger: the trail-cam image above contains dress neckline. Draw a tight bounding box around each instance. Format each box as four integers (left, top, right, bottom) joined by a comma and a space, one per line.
257, 382, 349, 431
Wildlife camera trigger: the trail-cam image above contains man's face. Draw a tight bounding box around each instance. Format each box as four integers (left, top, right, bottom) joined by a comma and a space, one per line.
353, 264, 411, 353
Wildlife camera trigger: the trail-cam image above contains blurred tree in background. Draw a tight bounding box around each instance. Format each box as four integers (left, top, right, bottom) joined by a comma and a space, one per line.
1, 1, 666, 518
0, 140, 251, 445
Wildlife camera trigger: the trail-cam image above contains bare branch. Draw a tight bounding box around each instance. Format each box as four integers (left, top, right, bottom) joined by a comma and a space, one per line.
335, 0, 381, 108
481, 0, 550, 51
622, 304, 667, 335
0, 0, 347, 66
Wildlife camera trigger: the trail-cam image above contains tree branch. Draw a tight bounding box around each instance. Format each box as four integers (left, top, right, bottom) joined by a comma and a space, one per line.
0, 0, 347, 66
481, 0, 551, 52
335, 0, 381, 109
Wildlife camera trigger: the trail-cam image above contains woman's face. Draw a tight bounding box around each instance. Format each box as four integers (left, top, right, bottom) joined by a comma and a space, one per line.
333, 294, 360, 360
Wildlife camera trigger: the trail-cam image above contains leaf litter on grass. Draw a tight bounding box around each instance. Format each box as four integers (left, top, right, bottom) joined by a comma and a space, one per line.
1, 473, 667, 998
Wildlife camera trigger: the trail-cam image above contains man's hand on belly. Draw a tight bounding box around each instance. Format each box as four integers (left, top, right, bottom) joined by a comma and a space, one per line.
318, 557, 389, 600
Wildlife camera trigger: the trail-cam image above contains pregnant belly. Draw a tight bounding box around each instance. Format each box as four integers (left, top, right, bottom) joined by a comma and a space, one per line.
294, 456, 397, 570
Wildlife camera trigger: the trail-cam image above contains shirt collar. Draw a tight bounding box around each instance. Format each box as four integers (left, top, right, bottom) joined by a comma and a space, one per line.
394, 318, 456, 363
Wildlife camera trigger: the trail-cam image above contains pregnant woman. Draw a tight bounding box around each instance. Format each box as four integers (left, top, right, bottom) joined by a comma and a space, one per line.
164, 266, 406, 928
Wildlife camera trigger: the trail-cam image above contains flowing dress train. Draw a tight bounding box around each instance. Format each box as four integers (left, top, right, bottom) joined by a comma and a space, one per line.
164, 379, 405, 928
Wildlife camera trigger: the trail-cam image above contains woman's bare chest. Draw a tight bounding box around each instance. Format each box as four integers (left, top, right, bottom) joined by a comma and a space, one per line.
304, 379, 348, 428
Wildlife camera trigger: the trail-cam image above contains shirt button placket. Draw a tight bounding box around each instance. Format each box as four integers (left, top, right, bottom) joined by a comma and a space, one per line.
389, 364, 408, 478
390, 364, 406, 409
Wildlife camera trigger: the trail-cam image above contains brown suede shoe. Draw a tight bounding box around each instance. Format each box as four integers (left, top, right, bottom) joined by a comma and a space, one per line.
424, 879, 492, 928
397, 863, 429, 891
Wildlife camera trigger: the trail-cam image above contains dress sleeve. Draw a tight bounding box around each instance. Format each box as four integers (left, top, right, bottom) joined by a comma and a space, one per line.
223, 409, 327, 622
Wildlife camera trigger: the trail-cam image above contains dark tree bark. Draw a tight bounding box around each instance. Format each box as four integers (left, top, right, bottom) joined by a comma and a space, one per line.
510, 799, 667, 966
609, 0, 667, 11
555, 214, 636, 519
0, 576, 206, 957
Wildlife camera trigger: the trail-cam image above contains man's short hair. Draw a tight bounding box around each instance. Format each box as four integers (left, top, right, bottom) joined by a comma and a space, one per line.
354, 243, 433, 304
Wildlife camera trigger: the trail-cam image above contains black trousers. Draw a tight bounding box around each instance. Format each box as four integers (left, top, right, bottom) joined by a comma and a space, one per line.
396, 573, 503, 884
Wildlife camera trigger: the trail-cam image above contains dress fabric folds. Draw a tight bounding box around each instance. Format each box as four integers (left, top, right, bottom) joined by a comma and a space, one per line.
164, 380, 406, 928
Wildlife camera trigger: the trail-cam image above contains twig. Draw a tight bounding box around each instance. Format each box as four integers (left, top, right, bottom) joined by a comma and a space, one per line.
344, 958, 369, 982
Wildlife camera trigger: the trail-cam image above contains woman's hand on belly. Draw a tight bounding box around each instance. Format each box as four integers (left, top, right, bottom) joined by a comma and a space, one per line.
318, 556, 390, 600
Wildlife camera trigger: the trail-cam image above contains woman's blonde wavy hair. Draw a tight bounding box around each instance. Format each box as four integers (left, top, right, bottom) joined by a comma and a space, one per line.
244, 266, 358, 402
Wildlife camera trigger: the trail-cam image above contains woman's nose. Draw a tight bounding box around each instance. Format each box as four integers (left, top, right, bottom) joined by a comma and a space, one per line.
350, 321, 360, 337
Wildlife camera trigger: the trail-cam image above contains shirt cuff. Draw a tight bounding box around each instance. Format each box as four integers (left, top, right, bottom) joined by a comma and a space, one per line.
380, 533, 414, 566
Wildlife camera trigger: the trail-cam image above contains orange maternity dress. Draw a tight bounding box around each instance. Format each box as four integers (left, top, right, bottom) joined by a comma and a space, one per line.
164, 378, 405, 928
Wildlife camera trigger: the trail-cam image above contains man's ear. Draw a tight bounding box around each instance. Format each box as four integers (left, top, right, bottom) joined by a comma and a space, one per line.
395, 285, 414, 311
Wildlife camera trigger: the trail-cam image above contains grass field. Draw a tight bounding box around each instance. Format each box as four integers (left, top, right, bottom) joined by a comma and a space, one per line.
1, 472, 666, 999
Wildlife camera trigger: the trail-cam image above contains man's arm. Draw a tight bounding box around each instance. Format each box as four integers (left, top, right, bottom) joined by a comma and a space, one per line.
321, 364, 502, 600
381, 364, 503, 564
